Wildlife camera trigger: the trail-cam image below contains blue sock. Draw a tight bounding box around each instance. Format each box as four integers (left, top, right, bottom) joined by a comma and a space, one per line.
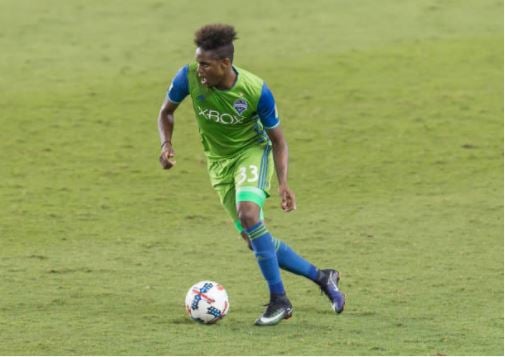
246, 222, 285, 297
272, 237, 319, 281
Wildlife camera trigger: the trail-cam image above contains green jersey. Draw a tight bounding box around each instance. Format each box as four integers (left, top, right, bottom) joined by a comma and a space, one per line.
167, 63, 280, 158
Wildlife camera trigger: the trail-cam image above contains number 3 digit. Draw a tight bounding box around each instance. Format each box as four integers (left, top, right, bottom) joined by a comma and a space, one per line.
236, 167, 247, 185
247, 165, 258, 183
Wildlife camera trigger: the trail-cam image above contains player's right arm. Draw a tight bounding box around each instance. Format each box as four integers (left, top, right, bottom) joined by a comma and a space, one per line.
158, 65, 190, 170
158, 100, 178, 169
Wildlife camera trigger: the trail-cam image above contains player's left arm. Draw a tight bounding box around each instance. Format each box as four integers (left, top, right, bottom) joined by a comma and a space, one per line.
258, 82, 296, 212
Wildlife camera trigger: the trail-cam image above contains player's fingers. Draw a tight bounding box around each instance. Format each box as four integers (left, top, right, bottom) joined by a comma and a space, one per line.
280, 190, 288, 209
162, 149, 172, 159
289, 192, 296, 211
161, 149, 175, 160
159, 155, 167, 168
281, 192, 293, 212
284, 192, 296, 212
163, 161, 174, 170
159, 154, 175, 169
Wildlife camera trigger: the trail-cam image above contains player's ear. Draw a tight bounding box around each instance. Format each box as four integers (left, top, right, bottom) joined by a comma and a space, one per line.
221, 57, 231, 68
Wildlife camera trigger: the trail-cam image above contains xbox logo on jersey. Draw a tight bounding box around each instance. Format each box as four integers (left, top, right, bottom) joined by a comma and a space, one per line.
197, 105, 246, 125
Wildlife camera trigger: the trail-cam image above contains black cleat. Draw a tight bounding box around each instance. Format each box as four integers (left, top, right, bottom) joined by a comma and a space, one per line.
254, 295, 293, 326
319, 269, 346, 314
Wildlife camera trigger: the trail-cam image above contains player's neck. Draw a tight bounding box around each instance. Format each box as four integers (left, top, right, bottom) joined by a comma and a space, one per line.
215, 67, 237, 90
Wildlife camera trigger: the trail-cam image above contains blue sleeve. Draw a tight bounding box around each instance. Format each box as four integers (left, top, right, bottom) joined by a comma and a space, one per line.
257, 83, 280, 129
166, 65, 189, 104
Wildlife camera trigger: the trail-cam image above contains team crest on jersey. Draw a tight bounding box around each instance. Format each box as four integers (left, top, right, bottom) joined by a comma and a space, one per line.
233, 99, 248, 115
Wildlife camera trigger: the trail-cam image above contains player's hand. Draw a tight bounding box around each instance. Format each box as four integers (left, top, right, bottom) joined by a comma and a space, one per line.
279, 185, 296, 212
159, 142, 176, 170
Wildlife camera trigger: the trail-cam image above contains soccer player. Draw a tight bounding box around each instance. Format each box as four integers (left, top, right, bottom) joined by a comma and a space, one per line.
158, 24, 345, 326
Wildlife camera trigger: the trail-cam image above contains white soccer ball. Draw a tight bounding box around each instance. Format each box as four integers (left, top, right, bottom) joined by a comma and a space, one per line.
185, 281, 230, 324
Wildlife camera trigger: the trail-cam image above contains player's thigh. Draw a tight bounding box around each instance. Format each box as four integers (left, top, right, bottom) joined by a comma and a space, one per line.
234, 144, 274, 208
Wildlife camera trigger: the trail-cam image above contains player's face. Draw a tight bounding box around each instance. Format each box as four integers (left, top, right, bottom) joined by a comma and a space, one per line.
195, 47, 229, 87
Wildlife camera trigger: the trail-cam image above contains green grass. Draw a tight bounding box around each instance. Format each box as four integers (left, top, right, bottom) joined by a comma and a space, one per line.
0, 0, 503, 355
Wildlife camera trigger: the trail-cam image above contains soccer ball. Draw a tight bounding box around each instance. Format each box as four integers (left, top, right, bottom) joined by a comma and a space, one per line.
185, 281, 230, 324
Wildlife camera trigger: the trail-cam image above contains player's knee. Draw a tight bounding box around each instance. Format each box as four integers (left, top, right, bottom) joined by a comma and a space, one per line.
238, 209, 259, 230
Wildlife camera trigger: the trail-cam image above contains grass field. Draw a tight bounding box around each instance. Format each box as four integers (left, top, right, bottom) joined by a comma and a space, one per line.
0, 0, 503, 355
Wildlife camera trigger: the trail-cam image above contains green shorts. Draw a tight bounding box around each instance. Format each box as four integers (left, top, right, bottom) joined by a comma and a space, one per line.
207, 143, 274, 233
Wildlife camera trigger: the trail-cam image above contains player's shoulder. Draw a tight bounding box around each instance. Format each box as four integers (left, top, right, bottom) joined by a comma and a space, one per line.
234, 65, 265, 100
235, 65, 264, 86
174, 63, 197, 78
171, 64, 191, 82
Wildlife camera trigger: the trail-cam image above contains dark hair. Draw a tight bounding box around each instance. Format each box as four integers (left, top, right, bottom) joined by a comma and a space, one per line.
194, 24, 237, 62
